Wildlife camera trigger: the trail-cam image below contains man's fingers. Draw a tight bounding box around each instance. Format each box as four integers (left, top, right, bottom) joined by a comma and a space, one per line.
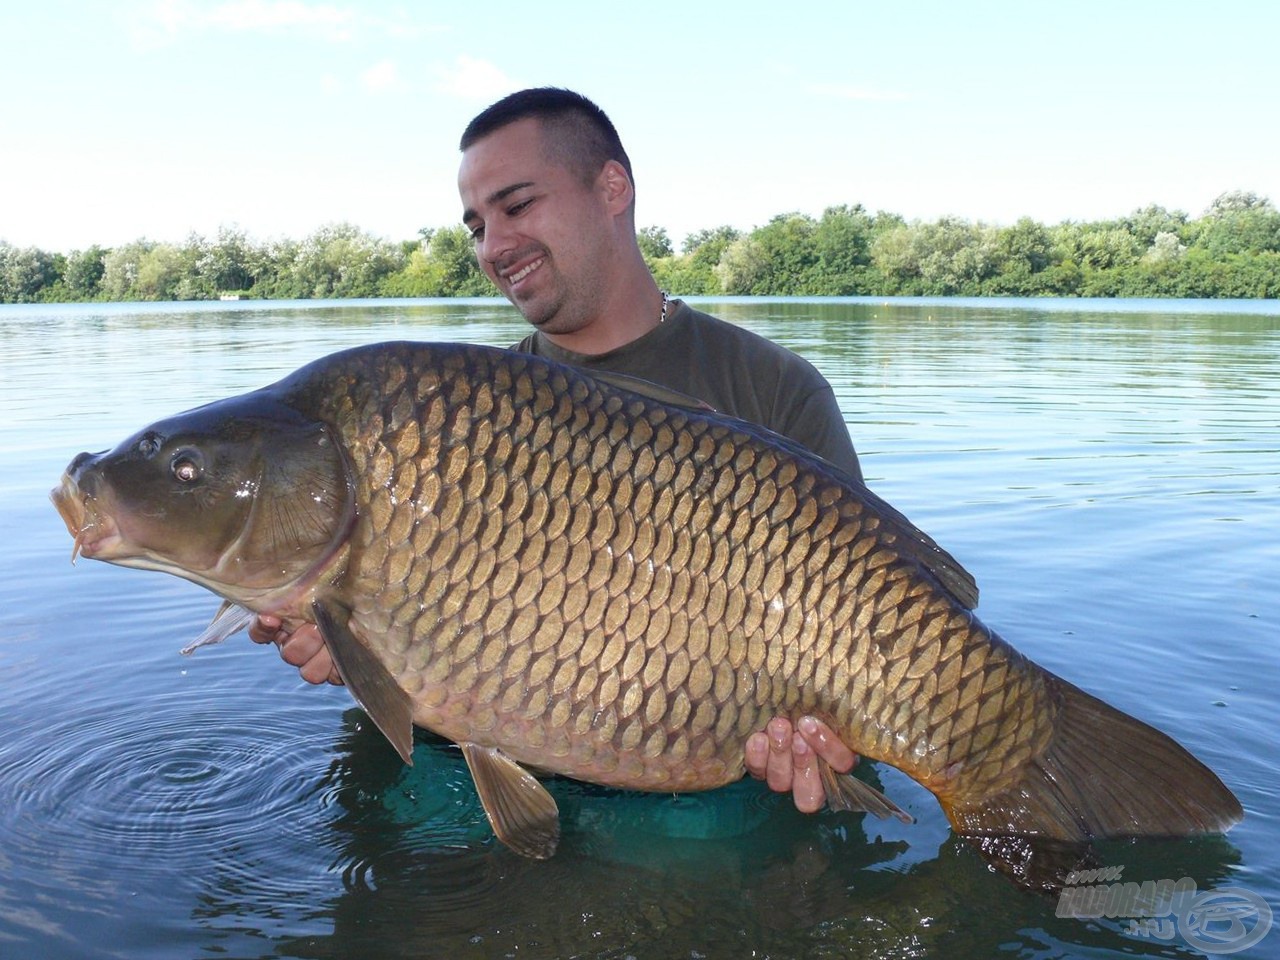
277, 623, 325, 668
764, 716, 795, 794
797, 715, 858, 773
298, 647, 341, 686
253, 621, 342, 687
248, 614, 283, 645
789, 733, 825, 813
744, 731, 769, 780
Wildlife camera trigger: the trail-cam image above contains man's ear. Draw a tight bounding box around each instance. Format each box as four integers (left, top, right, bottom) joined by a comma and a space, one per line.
599, 159, 634, 214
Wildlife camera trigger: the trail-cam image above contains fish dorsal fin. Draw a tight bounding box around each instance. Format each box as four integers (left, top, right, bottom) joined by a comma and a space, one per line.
854, 483, 980, 610
459, 742, 560, 859
312, 597, 414, 765
587, 370, 715, 412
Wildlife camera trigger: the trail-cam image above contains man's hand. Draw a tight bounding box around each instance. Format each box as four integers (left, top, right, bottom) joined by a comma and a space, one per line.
744, 716, 858, 813
249, 615, 342, 685
252, 616, 858, 813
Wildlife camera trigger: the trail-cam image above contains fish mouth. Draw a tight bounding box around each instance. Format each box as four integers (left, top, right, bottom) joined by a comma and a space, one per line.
50, 474, 124, 563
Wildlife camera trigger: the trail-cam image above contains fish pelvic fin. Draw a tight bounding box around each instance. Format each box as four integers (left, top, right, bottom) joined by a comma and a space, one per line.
312, 597, 414, 765
819, 760, 914, 824
459, 742, 560, 859
942, 674, 1243, 842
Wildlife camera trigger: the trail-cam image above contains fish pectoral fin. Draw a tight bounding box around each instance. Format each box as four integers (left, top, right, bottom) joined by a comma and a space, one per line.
312, 598, 414, 766
459, 742, 560, 859
819, 760, 914, 824
180, 600, 257, 655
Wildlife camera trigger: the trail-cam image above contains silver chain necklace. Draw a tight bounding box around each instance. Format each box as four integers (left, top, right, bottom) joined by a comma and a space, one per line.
660, 290, 670, 323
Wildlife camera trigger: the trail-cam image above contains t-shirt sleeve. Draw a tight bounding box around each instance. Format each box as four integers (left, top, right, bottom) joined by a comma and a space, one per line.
777, 384, 864, 483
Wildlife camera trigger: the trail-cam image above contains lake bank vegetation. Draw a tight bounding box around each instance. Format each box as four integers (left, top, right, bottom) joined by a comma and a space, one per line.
3, 191, 1278, 304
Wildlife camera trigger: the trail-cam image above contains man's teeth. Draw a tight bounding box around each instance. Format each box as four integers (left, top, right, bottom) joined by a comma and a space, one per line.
509, 258, 544, 283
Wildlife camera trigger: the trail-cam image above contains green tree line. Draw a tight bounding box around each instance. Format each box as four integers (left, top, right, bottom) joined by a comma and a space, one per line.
3, 191, 1278, 304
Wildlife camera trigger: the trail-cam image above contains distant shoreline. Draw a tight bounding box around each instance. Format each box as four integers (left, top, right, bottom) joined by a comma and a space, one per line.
3, 192, 1278, 303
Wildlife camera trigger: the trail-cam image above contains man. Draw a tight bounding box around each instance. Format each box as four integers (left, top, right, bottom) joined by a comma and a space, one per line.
253, 87, 860, 812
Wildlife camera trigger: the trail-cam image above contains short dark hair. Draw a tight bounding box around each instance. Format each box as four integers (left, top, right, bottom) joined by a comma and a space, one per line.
459, 87, 634, 188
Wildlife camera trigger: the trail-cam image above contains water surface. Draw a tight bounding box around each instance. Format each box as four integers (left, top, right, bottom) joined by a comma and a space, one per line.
2, 297, 1277, 958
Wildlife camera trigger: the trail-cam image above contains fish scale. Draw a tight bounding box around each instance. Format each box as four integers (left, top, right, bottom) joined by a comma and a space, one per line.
52, 340, 1242, 866
306, 347, 1070, 798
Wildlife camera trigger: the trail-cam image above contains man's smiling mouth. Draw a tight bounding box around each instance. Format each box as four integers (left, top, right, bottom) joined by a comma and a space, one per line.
507, 257, 545, 285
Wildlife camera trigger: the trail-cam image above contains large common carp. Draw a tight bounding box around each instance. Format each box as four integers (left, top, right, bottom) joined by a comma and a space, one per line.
51, 341, 1241, 860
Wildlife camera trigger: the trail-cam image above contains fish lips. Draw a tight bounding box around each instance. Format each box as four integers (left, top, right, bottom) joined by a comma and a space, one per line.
51, 455, 126, 564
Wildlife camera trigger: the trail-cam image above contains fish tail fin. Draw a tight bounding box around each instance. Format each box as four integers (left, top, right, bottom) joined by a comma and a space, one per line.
941, 675, 1242, 841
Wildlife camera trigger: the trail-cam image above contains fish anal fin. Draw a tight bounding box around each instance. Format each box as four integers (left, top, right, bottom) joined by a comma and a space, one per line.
819, 760, 914, 824
459, 742, 560, 859
312, 598, 414, 765
942, 674, 1243, 841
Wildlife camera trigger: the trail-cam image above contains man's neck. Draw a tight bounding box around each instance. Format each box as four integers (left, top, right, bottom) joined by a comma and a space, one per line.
540, 276, 665, 357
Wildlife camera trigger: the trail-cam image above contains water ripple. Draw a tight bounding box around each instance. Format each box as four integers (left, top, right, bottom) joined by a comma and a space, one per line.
0, 678, 336, 909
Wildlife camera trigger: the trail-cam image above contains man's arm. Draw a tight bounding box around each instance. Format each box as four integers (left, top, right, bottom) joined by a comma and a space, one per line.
249, 617, 854, 809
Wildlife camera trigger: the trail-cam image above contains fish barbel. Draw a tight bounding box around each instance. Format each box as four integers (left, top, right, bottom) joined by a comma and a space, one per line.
51, 341, 1242, 860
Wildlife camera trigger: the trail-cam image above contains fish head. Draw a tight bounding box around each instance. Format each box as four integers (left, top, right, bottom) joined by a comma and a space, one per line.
51, 390, 354, 606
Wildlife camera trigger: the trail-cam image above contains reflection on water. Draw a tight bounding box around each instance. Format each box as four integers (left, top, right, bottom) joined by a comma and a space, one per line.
1, 297, 1276, 959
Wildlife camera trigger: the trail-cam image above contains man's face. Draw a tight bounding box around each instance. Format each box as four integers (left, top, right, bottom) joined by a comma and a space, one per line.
458, 117, 612, 333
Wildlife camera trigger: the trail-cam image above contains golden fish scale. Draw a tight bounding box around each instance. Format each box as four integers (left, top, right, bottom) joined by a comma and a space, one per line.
312, 346, 1057, 800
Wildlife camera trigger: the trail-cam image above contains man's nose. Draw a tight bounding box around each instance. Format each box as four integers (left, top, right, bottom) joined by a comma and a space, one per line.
478, 220, 517, 265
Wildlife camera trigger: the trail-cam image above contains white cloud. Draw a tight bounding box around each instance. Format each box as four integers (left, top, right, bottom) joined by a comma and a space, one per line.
431, 55, 519, 101
128, 0, 431, 46
807, 82, 909, 103
204, 0, 356, 39
360, 59, 399, 92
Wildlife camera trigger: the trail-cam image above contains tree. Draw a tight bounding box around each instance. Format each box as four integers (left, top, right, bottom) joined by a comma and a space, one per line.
0, 242, 58, 302
1123, 204, 1189, 248
284, 223, 405, 299
382, 225, 492, 297
716, 213, 823, 295
1142, 231, 1186, 264
661, 225, 739, 294
811, 205, 875, 294
870, 217, 1001, 295
714, 234, 769, 295
200, 226, 257, 294
101, 240, 155, 300
1195, 192, 1280, 257
422, 224, 493, 296
636, 226, 673, 262
1053, 223, 1141, 271
62, 246, 107, 300
134, 242, 187, 300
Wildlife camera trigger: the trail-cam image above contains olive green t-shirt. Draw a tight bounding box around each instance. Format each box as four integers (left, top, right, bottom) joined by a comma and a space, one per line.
513, 300, 862, 482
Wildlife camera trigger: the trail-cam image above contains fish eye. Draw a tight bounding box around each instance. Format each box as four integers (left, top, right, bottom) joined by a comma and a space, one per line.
170, 449, 204, 484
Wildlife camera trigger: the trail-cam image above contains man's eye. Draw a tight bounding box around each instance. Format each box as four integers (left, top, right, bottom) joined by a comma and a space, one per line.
509, 199, 533, 216
468, 226, 484, 243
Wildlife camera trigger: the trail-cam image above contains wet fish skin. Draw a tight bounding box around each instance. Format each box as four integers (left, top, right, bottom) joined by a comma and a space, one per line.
304, 344, 987, 790
52, 341, 1243, 858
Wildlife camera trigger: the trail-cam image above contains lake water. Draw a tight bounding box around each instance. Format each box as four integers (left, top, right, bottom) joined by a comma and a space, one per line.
1, 296, 1277, 959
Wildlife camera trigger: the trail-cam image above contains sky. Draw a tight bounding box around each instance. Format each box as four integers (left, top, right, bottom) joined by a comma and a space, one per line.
2, 0, 1278, 253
